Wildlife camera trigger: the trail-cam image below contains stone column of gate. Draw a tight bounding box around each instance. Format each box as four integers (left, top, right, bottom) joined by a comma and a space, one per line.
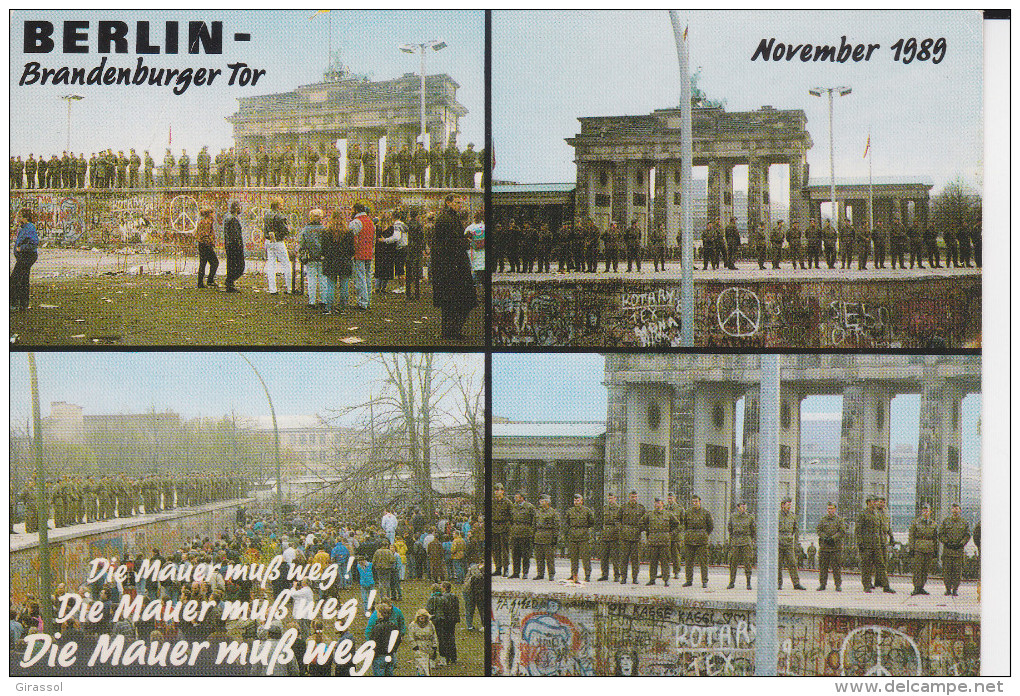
652, 160, 667, 233
611, 159, 629, 228
787, 148, 810, 231
721, 160, 735, 224
604, 378, 630, 497
747, 157, 763, 232
694, 380, 739, 538
575, 161, 593, 225
664, 161, 679, 252
916, 371, 963, 520
668, 381, 696, 503
837, 382, 890, 527
761, 162, 772, 228
707, 159, 722, 226
740, 385, 761, 515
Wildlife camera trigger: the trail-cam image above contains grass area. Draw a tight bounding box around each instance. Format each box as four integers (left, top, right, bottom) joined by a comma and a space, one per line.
10, 274, 484, 347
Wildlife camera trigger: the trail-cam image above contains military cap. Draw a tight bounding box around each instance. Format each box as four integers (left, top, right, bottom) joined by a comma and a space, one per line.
668, 491, 676, 498
573, 493, 582, 500
654, 497, 662, 503
827, 501, 837, 507
865, 495, 876, 503
493, 483, 504, 491
691, 494, 701, 501
630, 490, 637, 495
920, 503, 931, 510
737, 501, 747, 507
782, 496, 792, 503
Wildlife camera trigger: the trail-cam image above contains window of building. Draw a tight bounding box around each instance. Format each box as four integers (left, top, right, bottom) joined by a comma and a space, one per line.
640, 443, 666, 468
674, 192, 682, 206
781, 401, 791, 430
647, 404, 661, 430
706, 443, 728, 469
947, 446, 960, 472
779, 445, 791, 469
876, 402, 885, 429
871, 445, 887, 471
712, 403, 725, 429
595, 193, 611, 208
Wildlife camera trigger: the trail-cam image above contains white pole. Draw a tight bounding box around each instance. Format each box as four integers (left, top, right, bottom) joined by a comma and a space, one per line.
868, 130, 874, 230
828, 90, 837, 236
756, 354, 781, 676
669, 11, 694, 347
419, 45, 427, 147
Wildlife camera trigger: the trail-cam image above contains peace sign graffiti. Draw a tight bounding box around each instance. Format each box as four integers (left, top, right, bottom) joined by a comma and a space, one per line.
169, 195, 200, 233
840, 625, 922, 676
716, 287, 761, 337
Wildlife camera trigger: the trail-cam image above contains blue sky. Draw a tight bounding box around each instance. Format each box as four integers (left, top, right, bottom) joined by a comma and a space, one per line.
10, 10, 483, 157
9, 352, 483, 427
492, 354, 980, 461
493, 10, 983, 196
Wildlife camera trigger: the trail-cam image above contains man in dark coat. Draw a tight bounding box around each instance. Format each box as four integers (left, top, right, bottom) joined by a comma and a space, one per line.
430, 194, 477, 340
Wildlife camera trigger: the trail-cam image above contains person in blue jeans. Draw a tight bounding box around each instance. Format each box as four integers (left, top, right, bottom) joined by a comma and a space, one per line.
391, 548, 404, 600
357, 558, 375, 616
331, 539, 351, 589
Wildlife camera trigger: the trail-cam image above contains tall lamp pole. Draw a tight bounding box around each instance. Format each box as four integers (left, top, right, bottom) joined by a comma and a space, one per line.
400, 40, 447, 149
238, 354, 283, 521
809, 86, 851, 232
668, 12, 694, 346
60, 95, 83, 152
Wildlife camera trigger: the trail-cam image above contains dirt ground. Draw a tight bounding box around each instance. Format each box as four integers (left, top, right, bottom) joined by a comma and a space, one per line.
9, 269, 484, 347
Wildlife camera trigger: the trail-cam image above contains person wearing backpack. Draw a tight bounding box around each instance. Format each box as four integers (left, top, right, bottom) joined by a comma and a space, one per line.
369, 603, 401, 676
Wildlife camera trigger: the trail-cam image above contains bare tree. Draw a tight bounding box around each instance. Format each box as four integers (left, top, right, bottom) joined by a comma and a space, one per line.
932, 178, 981, 232
320, 353, 482, 518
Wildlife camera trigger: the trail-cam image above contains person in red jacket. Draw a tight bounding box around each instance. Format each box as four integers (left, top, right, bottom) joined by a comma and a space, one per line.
349, 202, 376, 310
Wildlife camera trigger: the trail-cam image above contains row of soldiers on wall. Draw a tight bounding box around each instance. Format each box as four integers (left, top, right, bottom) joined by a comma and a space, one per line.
10, 141, 484, 191
492, 215, 982, 273
14, 472, 248, 533
491, 486, 978, 596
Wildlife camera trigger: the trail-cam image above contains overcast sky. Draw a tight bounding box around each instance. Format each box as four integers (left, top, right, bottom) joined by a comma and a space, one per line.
9, 352, 483, 428
10, 10, 483, 157
493, 10, 983, 196
492, 354, 980, 459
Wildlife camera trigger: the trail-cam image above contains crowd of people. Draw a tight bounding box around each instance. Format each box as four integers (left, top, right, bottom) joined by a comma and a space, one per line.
11, 500, 485, 676
14, 472, 247, 533
9, 140, 484, 191
492, 215, 982, 274
492, 485, 980, 596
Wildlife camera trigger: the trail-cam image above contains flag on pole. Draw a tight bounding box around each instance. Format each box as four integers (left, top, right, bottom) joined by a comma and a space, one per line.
168, 125, 172, 147
863, 134, 870, 158
309, 10, 329, 20
683, 26, 688, 41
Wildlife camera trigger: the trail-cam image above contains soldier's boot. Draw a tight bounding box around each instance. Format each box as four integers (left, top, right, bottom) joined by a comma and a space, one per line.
883, 587, 896, 594
746, 576, 752, 590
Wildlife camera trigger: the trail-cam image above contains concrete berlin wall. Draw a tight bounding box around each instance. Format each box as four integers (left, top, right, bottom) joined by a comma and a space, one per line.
10, 499, 251, 601
491, 591, 979, 677
10, 187, 482, 254
492, 277, 981, 349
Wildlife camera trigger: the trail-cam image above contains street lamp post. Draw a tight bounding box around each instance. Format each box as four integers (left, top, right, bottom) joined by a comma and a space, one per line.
400, 40, 447, 151
809, 86, 851, 234
238, 354, 283, 522
60, 94, 84, 152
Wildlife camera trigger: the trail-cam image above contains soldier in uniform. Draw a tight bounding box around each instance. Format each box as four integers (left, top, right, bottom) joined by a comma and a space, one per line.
491, 483, 512, 576
428, 145, 444, 189
624, 219, 642, 272
284, 146, 297, 186
50, 477, 66, 528
129, 476, 142, 516
786, 221, 805, 269
444, 141, 460, 188
393, 145, 409, 187
509, 491, 536, 578
957, 223, 972, 267
565, 493, 595, 583
36, 155, 49, 189
872, 220, 889, 268
778, 497, 806, 589
969, 219, 981, 267
11, 156, 23, 189
254, 145, 268, 187
20, 478, 40, 533
664, 492, 685, 579
855, 220, 871, 270
570, 218, 586, 272
727, 501, 756, 589
326, 143, 341, 187
412, 143, 428, 188
770, 220, 786, 269
127, 149, 140, 188
749, 217, 767, 269
602, 222, 621, 272
224, 147, 237, 187
237, 147, 252, 187
804, 219, 822, 269
816, 501, 846, 591
924, 221, 941, 268
383, 148, 398, 187
876, 496, 896, 591
909, 503, 938, 595
198, 146, 212, 186
25, 154, 37, 189
46, 154, 60, 188
533, 494, 560, 580
641, 497, 678, 586
939, 503, 970, 596
856, 496, 893, 593
535, 223, 553, 273
890, 218, 908, 269
97, 475, 111, 520
177, 149, 190, 186
345, 143, 361, 186
62, 151, 74, 188
583, 218, 601, 273
683, 494, 713, 588
76, 153, 87, 188
649, 223, 667, 272
362, 146, 377, 186
839, 220, 854, 269
907, 222, 925, 269
618, 490, 646, 585
504, 220, 520, 273
598, 492, 621, 582
460, 143, 479, 189
141, 151, 154, 188
82, 475, 98, 523
723, 216, 740, 269
702, 220, 717, 270
302, 146, 318, 187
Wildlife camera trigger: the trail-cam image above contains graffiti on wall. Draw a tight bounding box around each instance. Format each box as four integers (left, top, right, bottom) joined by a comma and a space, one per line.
10, 503, 242, 600
491, 277, 980, 349
491, 595, 596, 676
491, 592, 980, 677
11, 188, 481, 253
